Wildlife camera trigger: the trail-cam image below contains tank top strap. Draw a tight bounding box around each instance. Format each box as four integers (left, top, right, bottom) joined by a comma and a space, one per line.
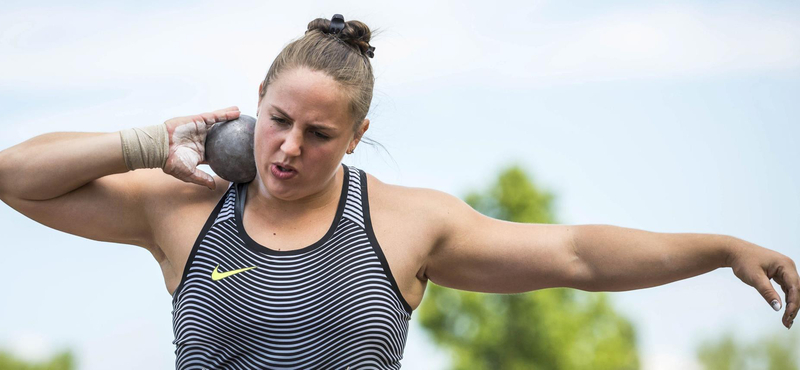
211, 181, 237, 225
340, 163, 367, 230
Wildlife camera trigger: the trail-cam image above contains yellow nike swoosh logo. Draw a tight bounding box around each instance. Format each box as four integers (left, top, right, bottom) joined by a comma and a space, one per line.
211, 264, 257, 281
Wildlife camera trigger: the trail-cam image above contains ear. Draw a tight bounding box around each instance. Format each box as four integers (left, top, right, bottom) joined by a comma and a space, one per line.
359, 118, 370, 138
349, 119, 370, 151
257, 82, 264, 116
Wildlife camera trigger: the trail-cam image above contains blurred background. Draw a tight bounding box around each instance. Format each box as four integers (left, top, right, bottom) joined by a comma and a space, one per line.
1, 0, 798, 369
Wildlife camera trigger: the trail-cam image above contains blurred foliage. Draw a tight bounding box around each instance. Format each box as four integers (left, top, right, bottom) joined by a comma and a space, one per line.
0, 348, 75, 370
417, 163, 640, 370
696, 328, 799, 370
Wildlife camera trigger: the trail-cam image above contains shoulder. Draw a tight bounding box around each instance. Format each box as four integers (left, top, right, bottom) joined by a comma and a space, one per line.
163, 173, 230, 241
362, 171, 468, 234
137, 170, 231, 243
362, 171, 454, 209
361, 171, 479, 281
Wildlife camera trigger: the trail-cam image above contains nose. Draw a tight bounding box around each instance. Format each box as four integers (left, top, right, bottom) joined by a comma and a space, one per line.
280, 127, 302, 157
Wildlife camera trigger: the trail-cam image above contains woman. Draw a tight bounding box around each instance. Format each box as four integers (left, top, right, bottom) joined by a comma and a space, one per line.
0, 14, 796, 370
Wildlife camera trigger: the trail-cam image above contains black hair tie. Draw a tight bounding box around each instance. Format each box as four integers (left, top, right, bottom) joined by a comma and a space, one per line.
329, 14, 345, 34
329, 14, 375, 58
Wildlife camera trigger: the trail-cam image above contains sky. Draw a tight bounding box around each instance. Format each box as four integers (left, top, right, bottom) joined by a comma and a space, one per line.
1, 0, 799, 369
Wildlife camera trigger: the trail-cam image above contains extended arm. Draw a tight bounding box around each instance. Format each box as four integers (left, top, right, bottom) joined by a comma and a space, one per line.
423, 191, 798, 328
571, 224, 799, 328
570, 224, 732, 292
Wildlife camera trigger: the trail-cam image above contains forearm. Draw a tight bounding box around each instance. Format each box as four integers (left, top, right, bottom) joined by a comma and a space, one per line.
0, 131, 129, 200
570, 224, 733, 292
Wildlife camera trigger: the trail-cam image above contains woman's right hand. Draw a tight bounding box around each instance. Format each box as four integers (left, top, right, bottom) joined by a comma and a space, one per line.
162, 106, 241, 190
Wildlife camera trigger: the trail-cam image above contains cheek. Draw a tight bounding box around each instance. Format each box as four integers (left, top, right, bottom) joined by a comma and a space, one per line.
254, 120, 271, 137
253, 124, 277, 156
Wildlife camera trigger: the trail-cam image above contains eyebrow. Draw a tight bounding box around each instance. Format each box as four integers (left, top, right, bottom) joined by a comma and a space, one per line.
271, 105, 338, 132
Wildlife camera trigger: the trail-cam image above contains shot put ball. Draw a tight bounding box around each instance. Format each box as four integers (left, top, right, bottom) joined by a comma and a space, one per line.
205, 114, 257, 183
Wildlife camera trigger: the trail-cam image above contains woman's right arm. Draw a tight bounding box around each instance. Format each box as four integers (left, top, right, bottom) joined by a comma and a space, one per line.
0, 131, 128, 201
0, 106, 239, 257
0, 132, 161, 261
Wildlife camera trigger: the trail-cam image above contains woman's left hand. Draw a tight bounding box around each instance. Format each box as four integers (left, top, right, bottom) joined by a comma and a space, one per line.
727, 237, 799, 329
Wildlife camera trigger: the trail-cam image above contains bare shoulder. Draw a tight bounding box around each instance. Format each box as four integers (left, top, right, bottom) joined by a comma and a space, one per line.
363, 172, 459, 215
136, 169, 231, 261
363, 172, 468, 261
140, 169, 231, 220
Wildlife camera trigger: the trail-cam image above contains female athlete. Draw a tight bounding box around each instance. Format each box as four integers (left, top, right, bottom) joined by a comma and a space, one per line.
0, 14, 797, 370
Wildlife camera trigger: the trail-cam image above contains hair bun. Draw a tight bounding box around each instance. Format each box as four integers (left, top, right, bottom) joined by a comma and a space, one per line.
306, 17, 376, 58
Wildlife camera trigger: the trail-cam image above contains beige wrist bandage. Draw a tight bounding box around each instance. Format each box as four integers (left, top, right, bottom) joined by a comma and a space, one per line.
119, 123, 169, 170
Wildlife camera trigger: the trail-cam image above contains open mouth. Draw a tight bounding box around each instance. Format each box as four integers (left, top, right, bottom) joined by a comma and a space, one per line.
271, 164, 298, 178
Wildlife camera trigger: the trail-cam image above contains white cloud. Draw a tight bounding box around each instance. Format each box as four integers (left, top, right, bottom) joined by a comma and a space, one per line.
404, 3, 800, 87
0, 4, 311, 90
366, 2, 800, 87
4, 330, 52, 363
643, 351, 703, 370
1, 1, 796, 94
531, 5, 800, 84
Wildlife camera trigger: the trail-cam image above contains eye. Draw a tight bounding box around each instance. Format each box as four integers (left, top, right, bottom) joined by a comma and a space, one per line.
272, 116, 330, 140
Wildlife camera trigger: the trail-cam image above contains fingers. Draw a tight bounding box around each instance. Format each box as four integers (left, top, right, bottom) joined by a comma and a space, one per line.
755, 273, 783, 315
774, 262, 799, 328
171, 160, 215, 190
175, 107, 240, 129
187, 167, 216, 190
214, 106, 241, 121
786, 285, 797, 328
198, 106, 241, 126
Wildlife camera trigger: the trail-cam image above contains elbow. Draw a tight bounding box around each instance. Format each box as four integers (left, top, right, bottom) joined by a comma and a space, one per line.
567, 225, 598, 292
567, 255, 598, 292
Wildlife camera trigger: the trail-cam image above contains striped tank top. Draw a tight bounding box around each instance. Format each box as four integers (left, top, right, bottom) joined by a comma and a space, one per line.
170, 163, 413, 369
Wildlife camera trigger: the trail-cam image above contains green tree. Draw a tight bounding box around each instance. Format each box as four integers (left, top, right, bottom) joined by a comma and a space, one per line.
0, 348, 75, 370
417, 163, 640, 370
696, 329, 798, 370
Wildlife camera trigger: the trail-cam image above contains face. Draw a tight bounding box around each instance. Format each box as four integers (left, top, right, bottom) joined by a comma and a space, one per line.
254, 67, 369, 201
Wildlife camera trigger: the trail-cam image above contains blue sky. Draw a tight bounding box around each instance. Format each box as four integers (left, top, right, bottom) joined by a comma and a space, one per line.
1, 1, 799, 369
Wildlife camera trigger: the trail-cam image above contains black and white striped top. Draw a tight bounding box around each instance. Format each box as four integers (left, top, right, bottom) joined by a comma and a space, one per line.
171, 163, 413, 369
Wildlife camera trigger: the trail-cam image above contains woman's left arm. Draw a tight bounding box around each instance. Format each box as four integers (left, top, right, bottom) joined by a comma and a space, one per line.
572, 225, 798, 328
420, 190, 797, 329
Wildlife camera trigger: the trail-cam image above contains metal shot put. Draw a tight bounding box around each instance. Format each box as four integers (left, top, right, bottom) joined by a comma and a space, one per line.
205, 115, 257, 184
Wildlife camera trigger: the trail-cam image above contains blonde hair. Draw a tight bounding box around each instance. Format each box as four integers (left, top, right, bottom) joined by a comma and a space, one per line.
260, 17, 381, 143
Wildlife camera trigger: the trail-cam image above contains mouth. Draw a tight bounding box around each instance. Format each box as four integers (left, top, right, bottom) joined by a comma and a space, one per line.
272, 162, 297, 172
271, 163, 298, 178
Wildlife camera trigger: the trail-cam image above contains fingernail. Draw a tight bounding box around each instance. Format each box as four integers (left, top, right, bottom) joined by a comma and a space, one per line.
772, 299, 781, 311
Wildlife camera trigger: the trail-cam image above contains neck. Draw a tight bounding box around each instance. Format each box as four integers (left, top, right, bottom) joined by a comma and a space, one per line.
245, 164, 343, 222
